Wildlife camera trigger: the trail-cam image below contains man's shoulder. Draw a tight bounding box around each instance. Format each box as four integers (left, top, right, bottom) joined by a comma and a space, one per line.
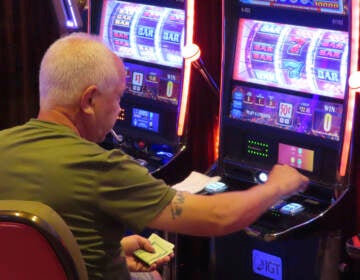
0, 119, 71, 135
0, 119, 104, 154
0, 121, 31, 140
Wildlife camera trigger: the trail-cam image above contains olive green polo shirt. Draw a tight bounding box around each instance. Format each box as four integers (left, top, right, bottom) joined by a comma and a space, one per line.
0, 119, 176, 279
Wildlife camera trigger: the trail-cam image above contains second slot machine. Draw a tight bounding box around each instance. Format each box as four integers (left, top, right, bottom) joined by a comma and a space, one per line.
213, 0, 360, 279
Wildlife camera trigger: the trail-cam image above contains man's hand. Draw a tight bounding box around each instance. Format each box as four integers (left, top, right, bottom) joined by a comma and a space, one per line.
120, 234, 174, 272
267, 164, 309, 197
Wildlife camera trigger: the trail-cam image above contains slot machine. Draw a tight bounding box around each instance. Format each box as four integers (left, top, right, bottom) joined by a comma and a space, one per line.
213, 0, 360, 279
88, 0, 199, 175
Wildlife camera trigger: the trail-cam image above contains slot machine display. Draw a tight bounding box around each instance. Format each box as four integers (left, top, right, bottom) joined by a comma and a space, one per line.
214, 0, 359, 278
89, 0, 197, 174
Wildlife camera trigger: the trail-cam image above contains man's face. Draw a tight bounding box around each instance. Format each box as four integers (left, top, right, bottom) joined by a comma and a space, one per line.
90, 59, 126, 143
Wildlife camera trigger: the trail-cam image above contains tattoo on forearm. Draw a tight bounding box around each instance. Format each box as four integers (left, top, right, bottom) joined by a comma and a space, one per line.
171, 191, 185, 219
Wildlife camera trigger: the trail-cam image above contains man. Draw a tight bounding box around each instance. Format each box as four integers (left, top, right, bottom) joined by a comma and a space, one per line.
0, 33, 308, 279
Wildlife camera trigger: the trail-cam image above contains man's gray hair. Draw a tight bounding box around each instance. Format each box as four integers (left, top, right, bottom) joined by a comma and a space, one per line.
39, 32, 120, 110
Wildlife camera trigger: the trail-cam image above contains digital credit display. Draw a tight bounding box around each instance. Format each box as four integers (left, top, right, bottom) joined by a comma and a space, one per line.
233, 19, 349, 99
239, 0, 346, 14
100, 0, 185, 68
230, 85, 343, 141
131, 108, 160, 132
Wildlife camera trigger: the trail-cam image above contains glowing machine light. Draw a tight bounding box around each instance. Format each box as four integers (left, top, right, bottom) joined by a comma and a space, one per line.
340, 1, 360, 176
177, 0, 200, 136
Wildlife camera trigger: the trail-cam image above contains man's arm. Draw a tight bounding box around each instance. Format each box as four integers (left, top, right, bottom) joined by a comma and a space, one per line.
148, 164, 308, 236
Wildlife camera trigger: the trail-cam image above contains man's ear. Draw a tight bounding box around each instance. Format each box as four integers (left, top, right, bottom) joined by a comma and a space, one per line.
80, 85, 98, 114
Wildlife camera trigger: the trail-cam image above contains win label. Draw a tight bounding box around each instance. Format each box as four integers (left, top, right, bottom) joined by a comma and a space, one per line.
252, 249, 282, 280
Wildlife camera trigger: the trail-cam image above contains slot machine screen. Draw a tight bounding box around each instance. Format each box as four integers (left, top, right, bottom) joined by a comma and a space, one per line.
124, 62, 181, 106
230, 19, 348, 141
278, 143, 314, 172
238, 0, 347, 14
131, 108, 160, 132
233, 19, 349, 99
100, 0, 184, 68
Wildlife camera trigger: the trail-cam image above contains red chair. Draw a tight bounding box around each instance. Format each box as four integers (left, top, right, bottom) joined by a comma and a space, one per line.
0, 200, 88, 280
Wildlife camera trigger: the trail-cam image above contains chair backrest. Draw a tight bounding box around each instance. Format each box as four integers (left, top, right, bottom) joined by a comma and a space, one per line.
0, 200, 88, 280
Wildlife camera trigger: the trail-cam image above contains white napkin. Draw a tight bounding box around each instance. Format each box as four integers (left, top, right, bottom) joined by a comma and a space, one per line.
171, 171, 221, 193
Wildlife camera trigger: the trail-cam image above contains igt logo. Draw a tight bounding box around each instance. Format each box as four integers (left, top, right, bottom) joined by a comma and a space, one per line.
252, 249, 282, 280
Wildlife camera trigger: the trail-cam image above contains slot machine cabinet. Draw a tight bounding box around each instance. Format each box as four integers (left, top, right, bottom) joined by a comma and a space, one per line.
213, 0, 360, 279
51, 0, 83, 34
88, 0, 199, 179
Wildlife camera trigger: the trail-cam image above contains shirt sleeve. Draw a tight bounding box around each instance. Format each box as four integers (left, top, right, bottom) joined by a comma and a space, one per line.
95, 149, 177, 232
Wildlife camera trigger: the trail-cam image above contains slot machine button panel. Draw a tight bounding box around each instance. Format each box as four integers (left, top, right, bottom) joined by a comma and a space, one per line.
279, 202, 305, 216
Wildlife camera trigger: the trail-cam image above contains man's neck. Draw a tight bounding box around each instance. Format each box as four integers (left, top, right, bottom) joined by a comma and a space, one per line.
37, 108, 80, 136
